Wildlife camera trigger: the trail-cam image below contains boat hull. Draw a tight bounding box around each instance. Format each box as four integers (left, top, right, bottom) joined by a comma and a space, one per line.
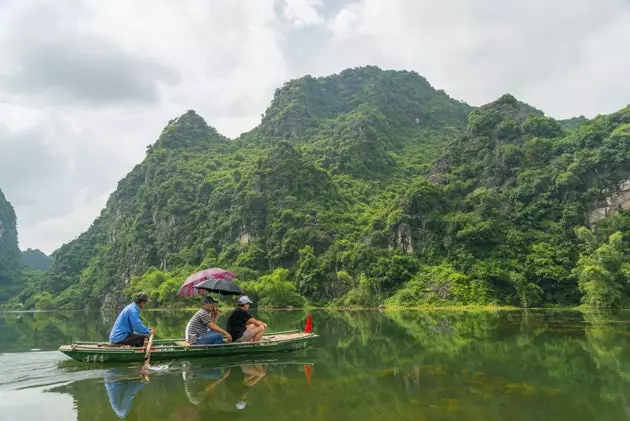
58, 331, 318, 363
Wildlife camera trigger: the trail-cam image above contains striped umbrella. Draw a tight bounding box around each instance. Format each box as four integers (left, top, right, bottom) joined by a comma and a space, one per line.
176, 268, 237, 297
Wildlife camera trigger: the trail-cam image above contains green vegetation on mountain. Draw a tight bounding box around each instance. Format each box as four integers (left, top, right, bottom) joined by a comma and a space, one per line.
560, 115, 589, 131
0, 189, 21, 301
5, 66, 630, 310
385, 95, 630, 308
22, 248, 52, 271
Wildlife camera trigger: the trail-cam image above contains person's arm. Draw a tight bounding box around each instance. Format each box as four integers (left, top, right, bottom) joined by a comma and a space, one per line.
204, 367, 231, 392
246, 317, 267, 329
208, 321, 232, 342
130, 308, 151, 335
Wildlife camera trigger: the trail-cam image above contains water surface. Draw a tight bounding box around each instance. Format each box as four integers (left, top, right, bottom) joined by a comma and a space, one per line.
1, 309, 630, 420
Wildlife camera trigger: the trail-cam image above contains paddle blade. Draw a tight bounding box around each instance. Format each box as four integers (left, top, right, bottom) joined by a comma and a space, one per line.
304, 314, 313, 333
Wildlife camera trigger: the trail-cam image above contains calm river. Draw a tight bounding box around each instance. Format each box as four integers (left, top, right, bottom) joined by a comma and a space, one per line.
1, 309, 630, 420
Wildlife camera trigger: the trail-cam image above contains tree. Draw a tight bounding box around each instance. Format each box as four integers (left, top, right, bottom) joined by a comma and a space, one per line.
574, 230, 630, 309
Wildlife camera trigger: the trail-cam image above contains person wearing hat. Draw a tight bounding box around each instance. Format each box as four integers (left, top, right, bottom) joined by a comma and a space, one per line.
225, 296, 267, 343
185, 296, 232, 345
109, 292, 155, 347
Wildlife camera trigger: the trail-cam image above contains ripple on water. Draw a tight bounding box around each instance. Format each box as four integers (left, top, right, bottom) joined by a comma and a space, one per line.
0, 351, 104, 391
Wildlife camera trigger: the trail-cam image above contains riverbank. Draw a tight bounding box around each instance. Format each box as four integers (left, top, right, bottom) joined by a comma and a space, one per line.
1, 303, 588, 314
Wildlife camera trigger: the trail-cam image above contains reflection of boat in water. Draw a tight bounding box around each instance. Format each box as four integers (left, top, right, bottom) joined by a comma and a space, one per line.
183, 362, 266, 412
58, 330, 318, 363
50, 356, 315, 420
181, 357, 312, 414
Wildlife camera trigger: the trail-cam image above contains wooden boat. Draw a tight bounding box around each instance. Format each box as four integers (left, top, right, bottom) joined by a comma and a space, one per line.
58, 330, 318, 363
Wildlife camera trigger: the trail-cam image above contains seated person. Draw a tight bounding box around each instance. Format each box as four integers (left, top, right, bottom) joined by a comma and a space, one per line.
226, 296, 267, 343
109, 292, 155, 347
185, 296, 232, 345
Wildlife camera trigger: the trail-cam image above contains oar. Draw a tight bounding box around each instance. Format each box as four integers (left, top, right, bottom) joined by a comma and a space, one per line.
141, 332, 155, 382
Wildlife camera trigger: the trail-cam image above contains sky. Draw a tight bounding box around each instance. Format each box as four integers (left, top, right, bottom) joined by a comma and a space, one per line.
1, 0, 629, 254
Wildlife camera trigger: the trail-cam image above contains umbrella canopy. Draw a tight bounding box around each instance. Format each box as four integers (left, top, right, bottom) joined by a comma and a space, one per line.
177, 268, 237, 297
195, 278, 244, 296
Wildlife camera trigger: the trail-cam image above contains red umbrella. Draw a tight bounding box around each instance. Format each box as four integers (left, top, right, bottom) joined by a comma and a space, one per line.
176, 268, 237, 297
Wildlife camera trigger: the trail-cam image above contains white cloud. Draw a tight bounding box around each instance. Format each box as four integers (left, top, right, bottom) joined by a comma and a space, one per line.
0, 0, 629, 254
322, 0, 630, 118
283, 0, 325, 28
0, 0, 289, 253
328, 3, 361, 40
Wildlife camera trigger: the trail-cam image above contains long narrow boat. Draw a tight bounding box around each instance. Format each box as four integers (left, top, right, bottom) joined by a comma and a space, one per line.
58, 330, 318, 363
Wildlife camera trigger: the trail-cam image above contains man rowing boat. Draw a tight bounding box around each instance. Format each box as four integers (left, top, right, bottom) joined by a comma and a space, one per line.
225, 296, 267, 342
109, 292, 155, 347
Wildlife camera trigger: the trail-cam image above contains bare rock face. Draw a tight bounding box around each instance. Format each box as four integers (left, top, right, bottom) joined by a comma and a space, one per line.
588, 180, 630, 226
395, 223, 414, 253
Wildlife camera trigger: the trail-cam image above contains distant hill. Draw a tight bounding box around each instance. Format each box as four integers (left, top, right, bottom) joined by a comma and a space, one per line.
21, 249, 52, 271
560, 115, 589, 131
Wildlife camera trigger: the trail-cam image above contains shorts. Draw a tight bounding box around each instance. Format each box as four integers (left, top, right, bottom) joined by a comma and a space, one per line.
234, 328, 255, 343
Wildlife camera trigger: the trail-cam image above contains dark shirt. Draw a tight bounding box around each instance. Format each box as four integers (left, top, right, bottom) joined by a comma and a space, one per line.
226, 307, 252, 340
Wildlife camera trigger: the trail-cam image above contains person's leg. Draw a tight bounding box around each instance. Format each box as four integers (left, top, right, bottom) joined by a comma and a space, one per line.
252, 325, 266, 342
238, 325, 265, 342
115, 334, 147, 347
196, 331, 224, 345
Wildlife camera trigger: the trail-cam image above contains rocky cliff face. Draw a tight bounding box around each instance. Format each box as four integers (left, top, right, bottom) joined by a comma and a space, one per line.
589, 180, 630, 226
0, 189, 21, 300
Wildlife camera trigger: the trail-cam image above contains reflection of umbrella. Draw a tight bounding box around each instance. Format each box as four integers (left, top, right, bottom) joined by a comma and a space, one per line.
196, 279, 244, 296
177, 268, 237, 297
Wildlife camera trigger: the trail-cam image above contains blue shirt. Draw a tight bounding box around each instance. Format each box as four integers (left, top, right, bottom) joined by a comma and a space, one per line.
109, 302, 150, 343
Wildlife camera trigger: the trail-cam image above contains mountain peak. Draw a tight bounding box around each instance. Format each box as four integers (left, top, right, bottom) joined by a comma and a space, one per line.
257, 66, 470, 140
466, 94, 547, 138
149, 110, 226, 153
480, 94, 544, 117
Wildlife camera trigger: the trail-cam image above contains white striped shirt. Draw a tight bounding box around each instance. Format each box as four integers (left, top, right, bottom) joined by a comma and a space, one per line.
185, 309, 216, 344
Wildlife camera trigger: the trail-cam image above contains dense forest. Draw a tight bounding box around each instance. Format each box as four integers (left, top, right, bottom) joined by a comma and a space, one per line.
2, 66, 630, 311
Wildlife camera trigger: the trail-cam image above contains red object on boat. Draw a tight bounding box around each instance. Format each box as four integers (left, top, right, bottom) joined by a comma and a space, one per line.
304, 314, 313, 333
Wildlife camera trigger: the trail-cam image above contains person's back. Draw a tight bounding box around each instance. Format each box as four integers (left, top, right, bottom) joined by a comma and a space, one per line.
109, 292, 154, 347
226, 307, 250, 341
109, 303, 136, 342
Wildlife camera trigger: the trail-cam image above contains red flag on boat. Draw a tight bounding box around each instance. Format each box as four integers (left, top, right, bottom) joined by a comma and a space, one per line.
304, 314, 313, 333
